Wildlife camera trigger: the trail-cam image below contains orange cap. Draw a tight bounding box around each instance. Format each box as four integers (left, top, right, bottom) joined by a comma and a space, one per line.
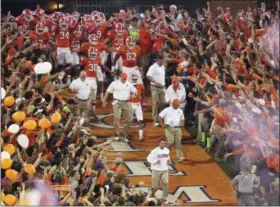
171, 76, 179, 83
120, 72, 127, 80
172, 98, 180, 107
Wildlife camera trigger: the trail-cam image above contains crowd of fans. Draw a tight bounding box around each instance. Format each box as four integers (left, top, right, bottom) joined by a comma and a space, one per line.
1, 1, 279, 206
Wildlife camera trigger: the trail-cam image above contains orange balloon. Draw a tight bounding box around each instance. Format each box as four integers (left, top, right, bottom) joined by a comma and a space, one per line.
23, 164, 36, 174
12, 111, 26, 122
38, 118, 51, 129
1, 158, 13, 169
3, 144, 15, 155
23, 120, 37, 130
5, 169, 18, 182
51, 112, 61, 124
4, 96, 15, 107
4, 194, 17, 206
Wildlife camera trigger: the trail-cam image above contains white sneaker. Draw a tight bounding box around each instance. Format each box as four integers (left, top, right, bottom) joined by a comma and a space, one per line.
114, 137, 120, 141
164, 200, 174, 205
177, 157, 185, 163
124, 138, 129, 143
154, 122, 160, 127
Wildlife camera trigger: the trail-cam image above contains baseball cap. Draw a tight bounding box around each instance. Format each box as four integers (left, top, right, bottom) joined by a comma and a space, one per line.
172, 98, 180, 107
171, 76, 180, 83
120, 72, 127, 80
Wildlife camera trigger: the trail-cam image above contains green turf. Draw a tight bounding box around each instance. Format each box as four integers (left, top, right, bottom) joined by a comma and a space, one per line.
185, 124, 236, 179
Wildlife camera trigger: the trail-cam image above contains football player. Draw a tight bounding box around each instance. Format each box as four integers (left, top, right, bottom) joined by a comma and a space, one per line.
112, 36, 142, 83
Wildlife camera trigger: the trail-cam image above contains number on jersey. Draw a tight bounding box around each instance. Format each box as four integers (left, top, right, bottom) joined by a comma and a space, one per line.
126, 52, 136, 60
88, 64, 99, 72
60, 31, 69, 39
96, 30, 102, 39
115, 38, 124, 46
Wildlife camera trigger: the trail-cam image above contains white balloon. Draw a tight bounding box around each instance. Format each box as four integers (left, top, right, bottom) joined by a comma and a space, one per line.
17, 134, 29, 149
1, 87, 6, 100
1, 151, 11, 160
34, 62, 52, 74
8, 124, 20, 134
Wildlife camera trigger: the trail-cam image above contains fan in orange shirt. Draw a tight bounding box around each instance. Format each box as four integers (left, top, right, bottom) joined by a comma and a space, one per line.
130, 72, 145, 141
112, 36, 142, 83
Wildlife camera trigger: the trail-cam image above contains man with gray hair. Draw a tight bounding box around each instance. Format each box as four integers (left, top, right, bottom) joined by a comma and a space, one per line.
231, 166, 260, 206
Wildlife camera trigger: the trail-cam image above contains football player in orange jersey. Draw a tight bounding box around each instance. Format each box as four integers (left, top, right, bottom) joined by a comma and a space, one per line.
79, 47, 103, 119
70, 25, 83, 65
56, 17, 73, 66
80, 34, 107, 64
130, 72, 145, 141
105, 23, 128, 78
112, 36, 142, 83
26, 22, 54, 50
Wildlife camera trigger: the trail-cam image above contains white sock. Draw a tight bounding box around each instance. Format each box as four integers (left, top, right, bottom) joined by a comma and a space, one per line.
100, 93, 104, 102
139, 129, 143, 140
92, 104, 96, 113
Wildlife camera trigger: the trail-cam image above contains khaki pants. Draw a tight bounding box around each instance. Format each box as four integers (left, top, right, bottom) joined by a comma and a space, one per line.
75, 98, 90, 117
140, 53, 150, 72
113, 101, 133, 137
151, 170, 169, 199
165, 127, 184, 160
150, 85, 165, 123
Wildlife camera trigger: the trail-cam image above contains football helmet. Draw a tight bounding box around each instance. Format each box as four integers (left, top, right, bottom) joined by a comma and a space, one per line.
93, 14, 102, 26
72, 11, 80, 20
22, 9, 32, 21
131, 72, 139, 85
88, 34, 98, 45
88, 47, 98, 59
73, 25, 82, 37
35, 23, 44, 35
126, 36, 136, 49
115, 23, 124, 35
59, 17, 69, 30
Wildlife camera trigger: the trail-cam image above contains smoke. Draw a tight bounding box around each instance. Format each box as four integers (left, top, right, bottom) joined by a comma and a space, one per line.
262, 18, 280, 67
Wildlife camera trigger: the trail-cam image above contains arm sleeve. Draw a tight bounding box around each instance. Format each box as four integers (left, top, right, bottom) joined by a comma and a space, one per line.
146, 65, 154, 77
179, 85, 186, 102
165, 88, 171, 103
147, 150, 158, 164
180, 110, 185, 120
159, 108, 167, 118
106, 82, 115, 93
231, 176, 239, 185
69, 80, 76, 90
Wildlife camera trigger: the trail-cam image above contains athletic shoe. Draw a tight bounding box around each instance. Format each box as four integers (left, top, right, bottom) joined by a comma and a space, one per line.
139, 137, 144, 142
124, 138, 129, 143
164, 200, 174, 205
177, 157, 185, 163
154, 122, 160, 127
114, 137, 120, 141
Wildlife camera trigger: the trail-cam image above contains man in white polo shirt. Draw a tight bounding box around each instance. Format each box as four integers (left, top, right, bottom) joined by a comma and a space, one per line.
103, 72, 137, 142
147, 54, 166, 126
69, 71, 96, 118
165, 76, 186, 111
159, 98, 185, 163
147, 138, 171, 203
